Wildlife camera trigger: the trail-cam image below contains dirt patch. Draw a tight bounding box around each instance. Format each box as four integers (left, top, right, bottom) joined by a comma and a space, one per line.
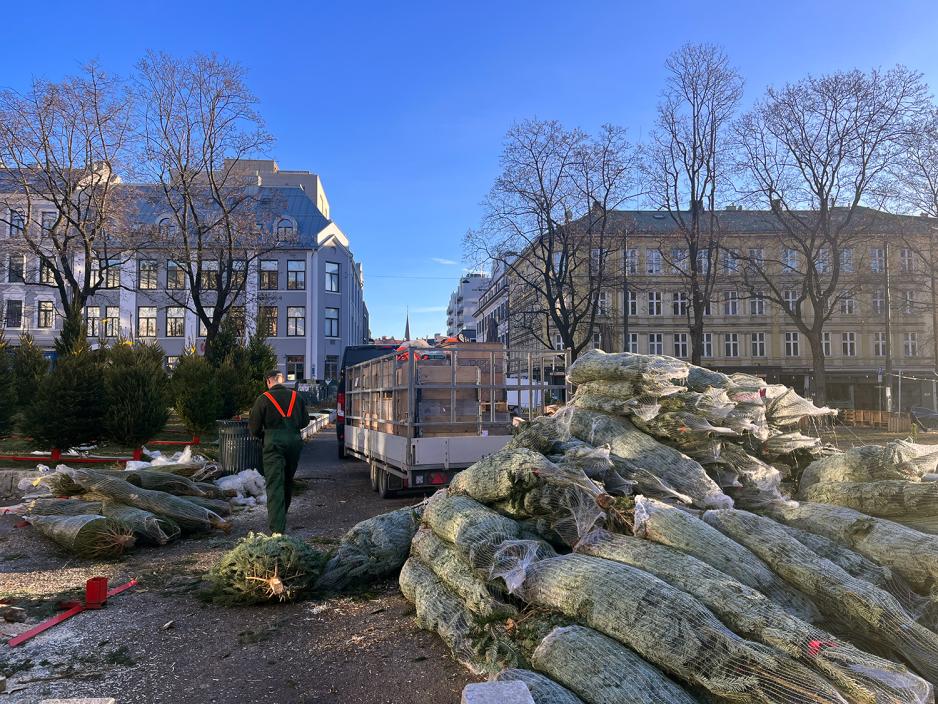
0, 431, 476, 703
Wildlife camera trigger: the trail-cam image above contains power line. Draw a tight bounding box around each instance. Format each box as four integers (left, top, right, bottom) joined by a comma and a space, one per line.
368, 274, 463, 280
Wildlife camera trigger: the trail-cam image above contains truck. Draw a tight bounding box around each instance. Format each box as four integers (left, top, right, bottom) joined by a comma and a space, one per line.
341, 342, 569, 497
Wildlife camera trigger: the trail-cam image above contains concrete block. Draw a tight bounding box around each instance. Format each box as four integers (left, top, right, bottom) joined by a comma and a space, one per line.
462, 681, 534, 704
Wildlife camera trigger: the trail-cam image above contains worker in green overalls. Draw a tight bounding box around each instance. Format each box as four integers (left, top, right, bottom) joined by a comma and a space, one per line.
248, 370, 309, 533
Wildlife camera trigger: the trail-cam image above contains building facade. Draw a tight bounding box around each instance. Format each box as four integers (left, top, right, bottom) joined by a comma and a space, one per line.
0, 160, 370, 383
497, 208, 937, 410
475, 260, 509, 346
445, 272, 488, 340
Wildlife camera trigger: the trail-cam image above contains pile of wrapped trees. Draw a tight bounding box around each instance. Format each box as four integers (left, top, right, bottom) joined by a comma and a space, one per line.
398, 350, 938, 704
6, 463, 234, 557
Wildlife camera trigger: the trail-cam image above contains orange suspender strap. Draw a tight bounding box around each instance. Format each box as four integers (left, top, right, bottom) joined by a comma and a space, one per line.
263, 390, 298, 419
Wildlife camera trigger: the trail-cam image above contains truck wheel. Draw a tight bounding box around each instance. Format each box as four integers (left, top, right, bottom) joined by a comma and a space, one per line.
377, 468, 397, 499
370, 464, 379, 492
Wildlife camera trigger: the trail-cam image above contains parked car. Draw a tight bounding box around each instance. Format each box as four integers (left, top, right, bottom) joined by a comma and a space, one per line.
336, 343, 398, 458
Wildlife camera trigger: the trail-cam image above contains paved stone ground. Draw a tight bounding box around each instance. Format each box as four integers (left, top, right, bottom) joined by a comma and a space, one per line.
0, 430, 476, 704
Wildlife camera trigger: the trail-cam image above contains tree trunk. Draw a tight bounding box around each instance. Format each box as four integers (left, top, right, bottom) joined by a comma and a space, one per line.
809, 338, 828, 405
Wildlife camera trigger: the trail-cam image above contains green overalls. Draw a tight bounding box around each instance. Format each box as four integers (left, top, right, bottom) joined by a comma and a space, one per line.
248, 385, 306, 533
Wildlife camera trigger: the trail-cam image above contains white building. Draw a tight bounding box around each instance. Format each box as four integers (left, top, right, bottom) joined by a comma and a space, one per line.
0, 160, 370, 382
445, 272, 488, 340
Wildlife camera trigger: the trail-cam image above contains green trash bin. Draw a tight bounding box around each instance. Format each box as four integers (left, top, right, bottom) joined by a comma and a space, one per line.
217, 420, 263, 475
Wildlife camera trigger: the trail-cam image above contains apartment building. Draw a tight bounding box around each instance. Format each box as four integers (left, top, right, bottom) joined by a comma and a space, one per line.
445, 272, 488, 340
499, 208, 937, 409
0, 160, 369, 383
475, 260, 509, 346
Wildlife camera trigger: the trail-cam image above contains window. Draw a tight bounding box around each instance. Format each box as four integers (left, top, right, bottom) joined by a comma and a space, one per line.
287, 355, 305, 381
722, 249, 740, 273
724, 333, 739, 357
842, 332, 856, 357
551, 252, 563, 274
259, 306, 278, 337
670, 247, 688, 274
873, 332, 887, 357
590, 248, 605, 274
783, 289, 797, 313
166, 356, 180, 371
91, 258, 120, 289
324, 355, 339, 382
4, 300, 23, 328
158, 217, 176, 237
230, 307, 246, 337
647, 333, 663, 355
167, 260, 186, 289
625, 249, 638, 275
8, 209, 24, 236
749, 292, 765, 316
137, 307, 157, 338
839, 247, 854, 273
782, 248, 799, 272
553, 333, 563, 351
673, 333, 688, 358
626, 290, 637, 316
751, 332, 766, 357
785, 331, 800, 357
230, 260, 247, 289
723, 290, 738, 316
259, 260, 278, 290
7, 254, 25, 283
199, 261, 218, 291
696, 250, 711, 275
748, 248, 765, 267
277, 218, 294, 237
905, 332, 918, 357
104, 306, 119, 337
324, 307, 339, 337
872, 289, 885, 315
702, 332, 713, 358
37, 301, 55, 329
198, 308, 214, 338
287, 260, 306, 290
166, 307, 185, 337
39, 259, 55, 284
325, 261, 340, 293
902, 291, 915, 315
597, 291, 610, 316
626, 333, 638, 353
840, 295, 855, 315
672, 292, 688, 317
40, 211, 56, 232
817, 248, 831, 274
901, 248, 914, 274
646, 249, 662, 274
823, 331, 832, 357
647, 292, 662, 316
287, 306, 306, 336
138, 260, 158, 290
591, 331, 603, 350
870, 247, 884, 273
85, 306, 101, 337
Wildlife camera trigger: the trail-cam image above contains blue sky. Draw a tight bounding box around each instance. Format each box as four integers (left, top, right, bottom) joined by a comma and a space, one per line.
3, 1, 938, 337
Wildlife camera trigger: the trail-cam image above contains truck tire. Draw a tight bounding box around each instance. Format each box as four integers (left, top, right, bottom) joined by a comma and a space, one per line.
370, 464, 379, 492
377, 468, 397, 499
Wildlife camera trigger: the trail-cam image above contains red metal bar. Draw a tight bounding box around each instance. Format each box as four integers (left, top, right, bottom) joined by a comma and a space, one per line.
107, 578, 138, 597
7, 603, 84, 647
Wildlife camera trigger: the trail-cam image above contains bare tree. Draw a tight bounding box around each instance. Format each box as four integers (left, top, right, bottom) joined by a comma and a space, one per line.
643, 43, 743, 364
465, 119, 637, 360
136, 52, 286, 355
736, 67, 928, 403
0, 63, 137, 353
895, 106, 938, 369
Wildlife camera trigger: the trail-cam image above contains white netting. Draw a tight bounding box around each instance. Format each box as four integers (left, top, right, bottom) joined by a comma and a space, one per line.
494, 668, 585, 704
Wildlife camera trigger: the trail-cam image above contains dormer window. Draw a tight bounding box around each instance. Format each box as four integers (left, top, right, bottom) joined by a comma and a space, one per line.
158, 217, 177, 237
277, 218, 294, 237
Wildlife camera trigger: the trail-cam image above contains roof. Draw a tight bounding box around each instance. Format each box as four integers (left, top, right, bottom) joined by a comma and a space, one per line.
590, 207, 935, 236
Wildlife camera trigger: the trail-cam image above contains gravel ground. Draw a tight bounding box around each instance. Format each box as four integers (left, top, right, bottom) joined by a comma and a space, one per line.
0, 430, 476, 703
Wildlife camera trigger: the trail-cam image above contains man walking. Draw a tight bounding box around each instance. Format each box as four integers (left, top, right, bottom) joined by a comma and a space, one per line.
249, 370, 309, 533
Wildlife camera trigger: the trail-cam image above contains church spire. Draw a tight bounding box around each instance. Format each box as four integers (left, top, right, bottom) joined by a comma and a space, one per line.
404, 309, 411, 341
